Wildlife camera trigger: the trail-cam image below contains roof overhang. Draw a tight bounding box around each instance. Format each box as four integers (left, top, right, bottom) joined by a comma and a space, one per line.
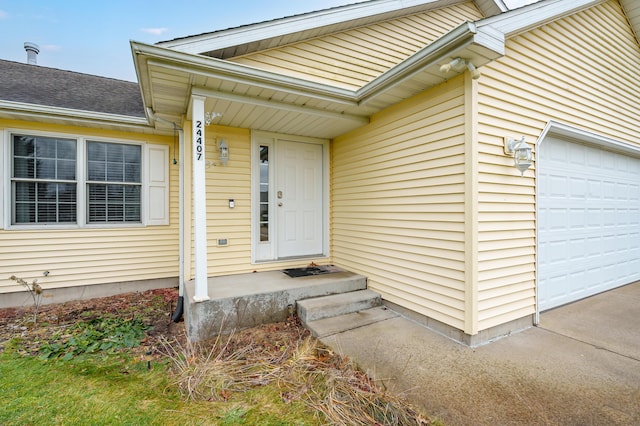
157, 0, 508, 59
135, 0, 633, 140
133, 21, 504, 139
476, 0, 607, 37
620, 0, 640, 45
0, 100, 157, 134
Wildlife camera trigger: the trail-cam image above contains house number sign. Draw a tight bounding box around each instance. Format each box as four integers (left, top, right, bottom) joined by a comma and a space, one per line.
195, 120, 203, 161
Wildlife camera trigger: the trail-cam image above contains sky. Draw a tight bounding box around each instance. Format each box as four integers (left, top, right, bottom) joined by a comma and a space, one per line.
0, 0, 538, 82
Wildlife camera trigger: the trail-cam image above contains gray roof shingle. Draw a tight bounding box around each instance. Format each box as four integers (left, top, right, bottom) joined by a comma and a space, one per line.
0, 59, 145, 118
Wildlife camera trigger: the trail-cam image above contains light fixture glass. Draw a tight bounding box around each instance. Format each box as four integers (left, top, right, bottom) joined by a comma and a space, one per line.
218, 139, 229, 166
504, 137, 533, 176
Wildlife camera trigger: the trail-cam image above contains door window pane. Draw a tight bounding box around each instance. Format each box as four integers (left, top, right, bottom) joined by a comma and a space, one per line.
259, 146, 269, 242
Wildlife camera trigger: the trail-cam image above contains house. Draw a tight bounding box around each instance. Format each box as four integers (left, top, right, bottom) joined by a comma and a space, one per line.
0, 59, 177, 305
2, 0, 639, 345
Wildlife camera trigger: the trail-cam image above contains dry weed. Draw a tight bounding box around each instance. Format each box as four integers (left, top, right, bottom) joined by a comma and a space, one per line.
161, 325, 431, 425
160, 333, 261, 401
278, 337, 430, 425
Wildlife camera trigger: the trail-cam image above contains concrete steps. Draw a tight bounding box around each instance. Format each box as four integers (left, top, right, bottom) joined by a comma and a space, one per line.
297, 289, 395, 338
185, 270, 369, 341
305, 306, 398, 338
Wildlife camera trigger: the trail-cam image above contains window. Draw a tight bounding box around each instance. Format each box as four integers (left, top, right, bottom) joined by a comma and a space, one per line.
5, 131, 169, 228
12, 135, 77, 224
87, 141, 141, 223
259, 145, 269, 242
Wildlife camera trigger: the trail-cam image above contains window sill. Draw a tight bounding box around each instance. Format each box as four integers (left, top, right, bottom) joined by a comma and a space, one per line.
6, 222, 146, 231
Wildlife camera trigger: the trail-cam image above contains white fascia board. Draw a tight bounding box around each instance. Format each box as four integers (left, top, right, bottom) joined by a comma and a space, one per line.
357, 22, 504, 102
476, 0, 508, 15
620, 0, 640, 44
157, 0, 445, 54
191, 87, 368, 124
0, 100, 151, 129
135, 19, 506, 110
132, 41, 357, 105
477, 0, 606, 37
473, 24, 506, 54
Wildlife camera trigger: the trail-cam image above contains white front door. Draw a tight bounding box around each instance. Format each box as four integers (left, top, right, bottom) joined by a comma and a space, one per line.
276, 140, 324, 258
252, 134, 326, 262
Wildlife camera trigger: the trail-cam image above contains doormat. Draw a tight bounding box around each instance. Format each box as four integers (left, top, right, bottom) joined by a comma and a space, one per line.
282, 265, 342, 278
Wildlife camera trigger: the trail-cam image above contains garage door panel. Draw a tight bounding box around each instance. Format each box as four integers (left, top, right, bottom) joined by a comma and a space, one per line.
538, 137, 640, 311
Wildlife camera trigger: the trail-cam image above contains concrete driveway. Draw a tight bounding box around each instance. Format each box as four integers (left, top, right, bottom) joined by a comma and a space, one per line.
321, 282, 640, 425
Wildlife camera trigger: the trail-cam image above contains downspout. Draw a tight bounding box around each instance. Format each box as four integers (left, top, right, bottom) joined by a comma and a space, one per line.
172, 127, 185, 322
145, 108, 185, 322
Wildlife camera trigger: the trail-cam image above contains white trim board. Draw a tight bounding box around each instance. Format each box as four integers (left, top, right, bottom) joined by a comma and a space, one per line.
537, 121, 640, 157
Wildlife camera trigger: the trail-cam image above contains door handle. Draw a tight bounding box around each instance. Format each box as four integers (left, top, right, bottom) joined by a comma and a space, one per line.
277, 191, 283, 199
278, 202, 283, 207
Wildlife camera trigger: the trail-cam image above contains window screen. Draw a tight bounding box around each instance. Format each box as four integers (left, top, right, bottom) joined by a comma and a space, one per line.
87, 141, 141, 223
12, 135, 77, 224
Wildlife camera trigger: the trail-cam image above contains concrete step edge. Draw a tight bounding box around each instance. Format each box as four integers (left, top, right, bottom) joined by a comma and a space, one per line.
297, 289, 382, 323
306, 306, 398, 338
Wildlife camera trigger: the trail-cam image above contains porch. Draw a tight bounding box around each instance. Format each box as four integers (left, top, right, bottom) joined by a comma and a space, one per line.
183, 268, 370, 341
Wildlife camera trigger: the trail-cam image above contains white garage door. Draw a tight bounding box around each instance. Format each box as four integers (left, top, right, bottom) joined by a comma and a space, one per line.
538, 136, 640, 311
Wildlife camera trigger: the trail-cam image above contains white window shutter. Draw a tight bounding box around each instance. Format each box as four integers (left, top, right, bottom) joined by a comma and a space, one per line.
146, 144, 169, 226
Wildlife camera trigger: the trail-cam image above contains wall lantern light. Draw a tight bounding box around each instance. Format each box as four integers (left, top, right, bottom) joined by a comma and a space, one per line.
504, 136, 533, 176
218, 139, 229, 166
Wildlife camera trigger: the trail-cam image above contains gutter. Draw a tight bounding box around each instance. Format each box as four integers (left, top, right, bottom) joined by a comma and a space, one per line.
356, 22, 504, 104
132, 41, 357, 105
0, 100, 151, 131
132, 20, 505, 110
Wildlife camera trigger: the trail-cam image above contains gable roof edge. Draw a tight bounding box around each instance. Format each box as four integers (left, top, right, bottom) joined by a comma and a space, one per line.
132, 41, 359, 105
157, 0, 505, 57
357, 21, 504, 103
134, 18, 505, 111
620, 0, 640, 46
476, 0, 606, 37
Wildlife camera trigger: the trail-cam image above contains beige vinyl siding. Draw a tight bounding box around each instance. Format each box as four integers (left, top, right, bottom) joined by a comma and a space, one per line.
186, 125, 330, 279
475, 0, 640, 330
230, 2, 483, 90
202, 126, 252, 275
332, 77, 467, 330
0, 121, 178, 293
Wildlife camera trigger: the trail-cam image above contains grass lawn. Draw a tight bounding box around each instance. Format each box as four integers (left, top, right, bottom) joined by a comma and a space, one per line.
0, 349, 317, 425
0, 289, 430, 425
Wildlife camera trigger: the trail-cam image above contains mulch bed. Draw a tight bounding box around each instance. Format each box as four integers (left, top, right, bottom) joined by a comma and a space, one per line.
0, 288, 183, 356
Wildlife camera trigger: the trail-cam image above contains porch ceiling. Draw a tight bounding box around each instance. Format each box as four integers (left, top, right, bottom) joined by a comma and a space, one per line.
133, 22, 504, 139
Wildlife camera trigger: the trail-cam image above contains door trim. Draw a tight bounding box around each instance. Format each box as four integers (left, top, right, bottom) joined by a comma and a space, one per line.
251, 130, 330, 263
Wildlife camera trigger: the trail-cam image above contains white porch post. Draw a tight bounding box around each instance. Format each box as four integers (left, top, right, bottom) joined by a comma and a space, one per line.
191, 95, 209, 301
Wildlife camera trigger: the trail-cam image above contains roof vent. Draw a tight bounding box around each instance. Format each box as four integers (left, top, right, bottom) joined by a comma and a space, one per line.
24, 42, 40, 65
